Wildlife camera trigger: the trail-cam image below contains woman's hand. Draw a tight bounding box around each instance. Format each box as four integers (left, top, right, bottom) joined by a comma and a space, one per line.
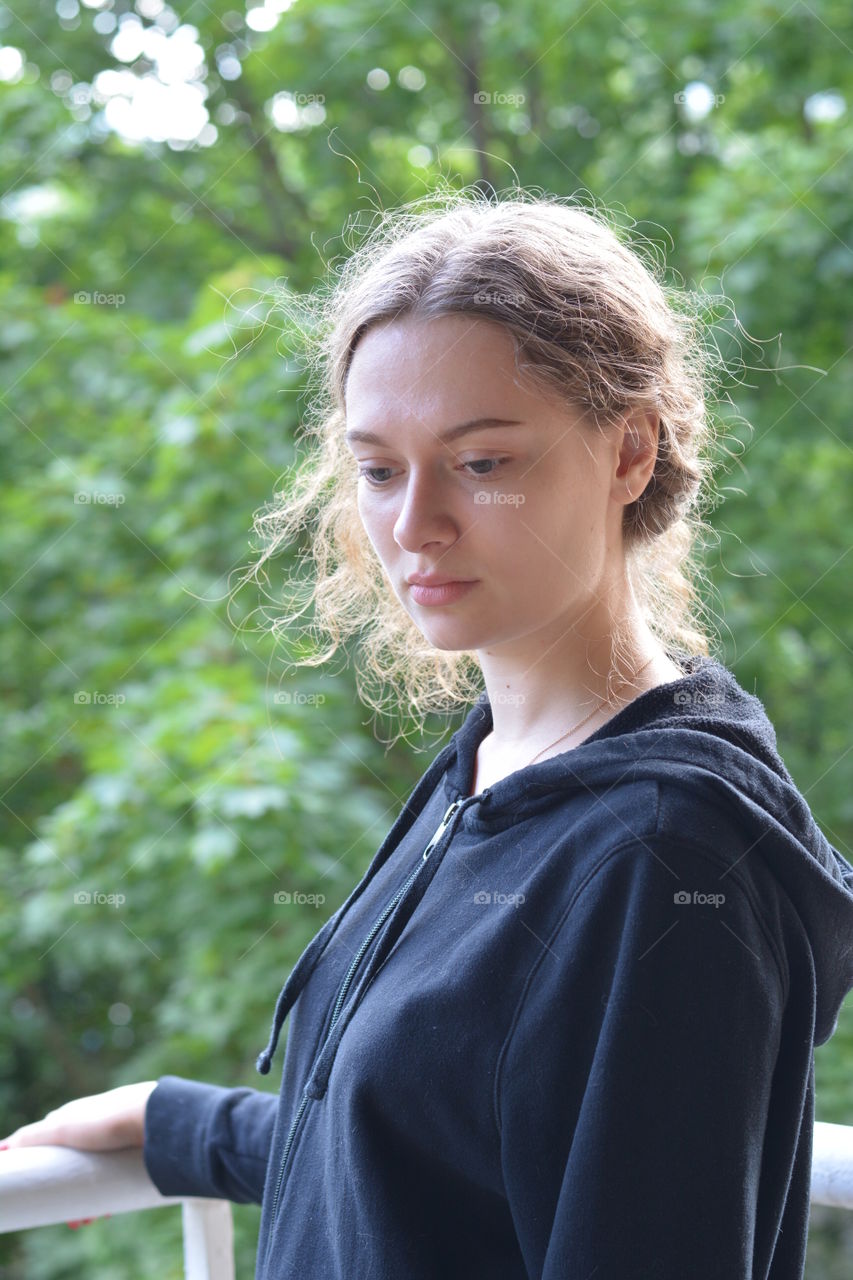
0, 1081, 159, 1152
0, 1080, 160, 1229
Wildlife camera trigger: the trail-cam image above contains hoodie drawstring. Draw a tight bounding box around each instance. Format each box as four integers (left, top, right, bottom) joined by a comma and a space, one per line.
255, 740, 460, 1075
304, 795, 474, 1099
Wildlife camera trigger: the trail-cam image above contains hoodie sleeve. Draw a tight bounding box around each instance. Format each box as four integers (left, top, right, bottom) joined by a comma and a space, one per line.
497, 835, 787, 1280
142, 1074, 277, 1205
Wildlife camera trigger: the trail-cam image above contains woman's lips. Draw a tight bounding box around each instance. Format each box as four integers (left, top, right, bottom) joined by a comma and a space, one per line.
408, 580, 478, 606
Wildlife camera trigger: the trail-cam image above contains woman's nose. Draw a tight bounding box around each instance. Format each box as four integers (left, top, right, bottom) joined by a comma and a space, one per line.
392, 471, 456, 550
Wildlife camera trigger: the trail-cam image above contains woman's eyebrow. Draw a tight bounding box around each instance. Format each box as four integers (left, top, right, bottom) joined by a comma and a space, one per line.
344, 416, 525, 446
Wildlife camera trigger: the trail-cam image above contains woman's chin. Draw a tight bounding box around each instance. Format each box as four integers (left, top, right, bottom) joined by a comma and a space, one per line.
410, 620, 491, 652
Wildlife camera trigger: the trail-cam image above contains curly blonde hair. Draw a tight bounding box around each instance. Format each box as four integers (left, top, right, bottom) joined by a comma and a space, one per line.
235, 184, 727, 742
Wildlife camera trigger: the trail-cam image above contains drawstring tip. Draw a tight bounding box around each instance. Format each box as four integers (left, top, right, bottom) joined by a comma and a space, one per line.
256, 1049, 273, 1075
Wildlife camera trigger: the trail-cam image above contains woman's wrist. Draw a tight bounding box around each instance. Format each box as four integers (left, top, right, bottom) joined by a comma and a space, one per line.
129, 1080, 160, 1147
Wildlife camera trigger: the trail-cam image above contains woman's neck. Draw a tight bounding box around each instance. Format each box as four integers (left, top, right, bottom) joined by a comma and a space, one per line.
467, 649, 684, 797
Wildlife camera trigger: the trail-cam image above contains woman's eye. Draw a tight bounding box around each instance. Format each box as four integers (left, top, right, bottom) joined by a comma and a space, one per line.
463, 457, 509, 477
357, 458, 510, 487
358, 466, 395, 485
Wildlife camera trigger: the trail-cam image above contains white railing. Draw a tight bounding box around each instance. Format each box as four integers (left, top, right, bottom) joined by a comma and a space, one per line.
1, 1121, 852, 1275
0, 1145, 234, 1280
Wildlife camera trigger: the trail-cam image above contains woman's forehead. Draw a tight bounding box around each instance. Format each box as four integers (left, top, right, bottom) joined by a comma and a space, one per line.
345, 317, 546, 426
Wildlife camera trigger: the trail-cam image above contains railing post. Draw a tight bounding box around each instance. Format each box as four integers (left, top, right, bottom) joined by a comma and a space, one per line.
182, 1198, 235, 1280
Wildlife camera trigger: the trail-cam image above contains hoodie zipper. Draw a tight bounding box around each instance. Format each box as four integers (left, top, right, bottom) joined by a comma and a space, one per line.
266, 797, 468, 1233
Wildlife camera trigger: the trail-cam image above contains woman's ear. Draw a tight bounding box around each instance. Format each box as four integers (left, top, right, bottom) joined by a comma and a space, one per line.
613, 408, 660, 505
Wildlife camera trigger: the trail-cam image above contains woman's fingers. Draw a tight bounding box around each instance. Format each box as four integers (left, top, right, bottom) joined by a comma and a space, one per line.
0, 1122, 58, 1150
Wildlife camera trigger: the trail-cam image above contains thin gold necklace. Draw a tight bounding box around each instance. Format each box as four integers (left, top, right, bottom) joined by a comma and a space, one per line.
524, 655, 656, 768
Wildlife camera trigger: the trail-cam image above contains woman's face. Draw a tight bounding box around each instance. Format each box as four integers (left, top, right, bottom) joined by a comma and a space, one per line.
343, 312, 638, 654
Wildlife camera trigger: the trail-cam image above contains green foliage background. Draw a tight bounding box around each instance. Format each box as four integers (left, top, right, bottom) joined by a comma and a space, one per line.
1, 0, 851, 1274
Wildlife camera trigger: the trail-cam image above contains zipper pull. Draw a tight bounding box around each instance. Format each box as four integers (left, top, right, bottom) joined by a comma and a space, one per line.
422, 800, 462, 860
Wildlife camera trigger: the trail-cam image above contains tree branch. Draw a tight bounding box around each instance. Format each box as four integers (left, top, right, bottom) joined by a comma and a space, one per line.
227, 74, 314, 242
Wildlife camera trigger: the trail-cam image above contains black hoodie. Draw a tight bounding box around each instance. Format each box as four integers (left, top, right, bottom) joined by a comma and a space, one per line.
143, 650, 853, 1279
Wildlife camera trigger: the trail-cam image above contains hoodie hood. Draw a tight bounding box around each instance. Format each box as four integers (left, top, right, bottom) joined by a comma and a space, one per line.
441, 648, 853, 1047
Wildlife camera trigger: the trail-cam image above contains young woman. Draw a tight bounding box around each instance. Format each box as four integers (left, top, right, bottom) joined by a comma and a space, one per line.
4, 191, 853, 1280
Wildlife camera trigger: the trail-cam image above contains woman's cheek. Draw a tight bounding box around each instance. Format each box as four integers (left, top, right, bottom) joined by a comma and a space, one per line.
357, 495, 398, 566
355, 490, 381, 550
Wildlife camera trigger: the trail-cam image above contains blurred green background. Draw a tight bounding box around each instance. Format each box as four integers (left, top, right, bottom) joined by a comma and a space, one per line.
1, 0, 851, 1274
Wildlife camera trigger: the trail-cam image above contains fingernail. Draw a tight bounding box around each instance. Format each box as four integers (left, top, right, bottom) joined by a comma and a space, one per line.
67, 1221, 80, 1229
0, 1143, 9, 1150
